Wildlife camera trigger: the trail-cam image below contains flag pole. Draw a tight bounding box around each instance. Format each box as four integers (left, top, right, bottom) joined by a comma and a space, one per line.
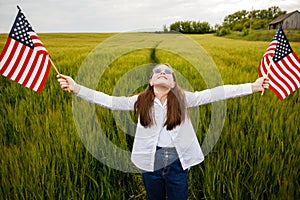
261, 56, 273, 96
49, 58, 60, 75
265, 56, 273, 77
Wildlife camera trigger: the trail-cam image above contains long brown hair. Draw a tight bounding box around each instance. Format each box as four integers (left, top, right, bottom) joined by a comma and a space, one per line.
134, 64, 186, 130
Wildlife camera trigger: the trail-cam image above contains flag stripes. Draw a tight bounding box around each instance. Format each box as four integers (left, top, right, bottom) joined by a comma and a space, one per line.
29, 32, 48, 54
0, 37, 51, 92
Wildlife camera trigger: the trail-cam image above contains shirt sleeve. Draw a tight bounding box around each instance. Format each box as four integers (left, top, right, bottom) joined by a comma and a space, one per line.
186, 83, 253, 107
76, 85, 137, 111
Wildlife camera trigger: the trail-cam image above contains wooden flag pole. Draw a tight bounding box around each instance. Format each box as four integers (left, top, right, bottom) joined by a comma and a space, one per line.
49, 58, 60, 75
265, 56, 274, 77
261, 56, 273, 96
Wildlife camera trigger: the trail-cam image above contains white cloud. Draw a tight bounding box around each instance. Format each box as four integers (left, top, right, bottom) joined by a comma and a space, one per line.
0, 0, 299, 32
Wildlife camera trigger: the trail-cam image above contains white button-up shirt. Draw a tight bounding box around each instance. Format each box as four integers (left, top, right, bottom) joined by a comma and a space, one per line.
77, 83, 253, 172
155, 98, 174, 148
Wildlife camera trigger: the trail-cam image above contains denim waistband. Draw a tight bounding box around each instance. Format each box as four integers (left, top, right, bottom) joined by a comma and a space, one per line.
154, 146, 178, 170
156, 146, 176, 150
156, 146, 177, 155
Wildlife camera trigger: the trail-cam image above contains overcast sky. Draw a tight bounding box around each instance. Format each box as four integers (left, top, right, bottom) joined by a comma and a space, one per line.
0, 0, 299, 33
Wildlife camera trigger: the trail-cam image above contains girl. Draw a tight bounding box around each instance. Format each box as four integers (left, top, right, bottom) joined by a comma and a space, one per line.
57, 63, 269, 200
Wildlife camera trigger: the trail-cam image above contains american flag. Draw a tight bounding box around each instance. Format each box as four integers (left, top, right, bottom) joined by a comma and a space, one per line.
0, 8, 51, 92
259, 25, 300, 100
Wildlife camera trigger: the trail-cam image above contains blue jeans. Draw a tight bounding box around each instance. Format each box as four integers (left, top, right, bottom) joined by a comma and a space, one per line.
142, 147, 189, 200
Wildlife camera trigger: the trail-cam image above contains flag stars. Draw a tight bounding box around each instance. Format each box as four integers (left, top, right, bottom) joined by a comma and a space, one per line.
9, 11, 34, 48
273, 28, 293, 63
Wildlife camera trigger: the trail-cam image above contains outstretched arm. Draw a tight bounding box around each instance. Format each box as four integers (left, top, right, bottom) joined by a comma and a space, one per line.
186, 76, 270, 107
56, 74, 137, 110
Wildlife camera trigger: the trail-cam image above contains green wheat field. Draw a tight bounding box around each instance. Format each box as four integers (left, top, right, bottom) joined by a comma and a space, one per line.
0, 33, 299, 200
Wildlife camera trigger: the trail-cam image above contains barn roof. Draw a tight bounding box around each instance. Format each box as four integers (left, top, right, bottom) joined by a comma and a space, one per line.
269, 10, 299, 25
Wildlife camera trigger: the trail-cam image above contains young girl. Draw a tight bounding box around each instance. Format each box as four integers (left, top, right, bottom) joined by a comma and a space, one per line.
57, 63, 269, 200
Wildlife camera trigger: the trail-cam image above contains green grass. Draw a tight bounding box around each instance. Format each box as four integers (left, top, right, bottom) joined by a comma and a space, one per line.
0, 33, 299, 199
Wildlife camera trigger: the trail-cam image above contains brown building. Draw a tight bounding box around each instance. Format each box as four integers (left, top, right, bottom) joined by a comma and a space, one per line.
269, 10, 300, 30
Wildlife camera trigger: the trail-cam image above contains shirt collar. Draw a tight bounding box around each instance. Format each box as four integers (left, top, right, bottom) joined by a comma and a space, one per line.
154, 97, 167, 107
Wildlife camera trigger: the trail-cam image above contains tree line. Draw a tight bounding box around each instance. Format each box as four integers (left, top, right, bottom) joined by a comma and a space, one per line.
165, 6, 286, 35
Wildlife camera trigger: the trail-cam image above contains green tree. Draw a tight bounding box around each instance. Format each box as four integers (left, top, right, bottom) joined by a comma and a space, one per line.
218, 6, 286, 36
170, 21, 182, 32
170, 21, 212, 34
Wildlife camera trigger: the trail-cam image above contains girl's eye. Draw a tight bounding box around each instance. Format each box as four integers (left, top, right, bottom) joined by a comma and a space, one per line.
153, 68, 162, 74
164, 69, 172, 74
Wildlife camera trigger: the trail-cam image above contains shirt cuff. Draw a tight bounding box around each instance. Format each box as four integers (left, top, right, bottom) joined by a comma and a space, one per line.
73, 83, 82, 95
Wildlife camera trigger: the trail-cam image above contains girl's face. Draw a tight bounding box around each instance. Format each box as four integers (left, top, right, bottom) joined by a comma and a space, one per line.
149, 64, 176, 89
